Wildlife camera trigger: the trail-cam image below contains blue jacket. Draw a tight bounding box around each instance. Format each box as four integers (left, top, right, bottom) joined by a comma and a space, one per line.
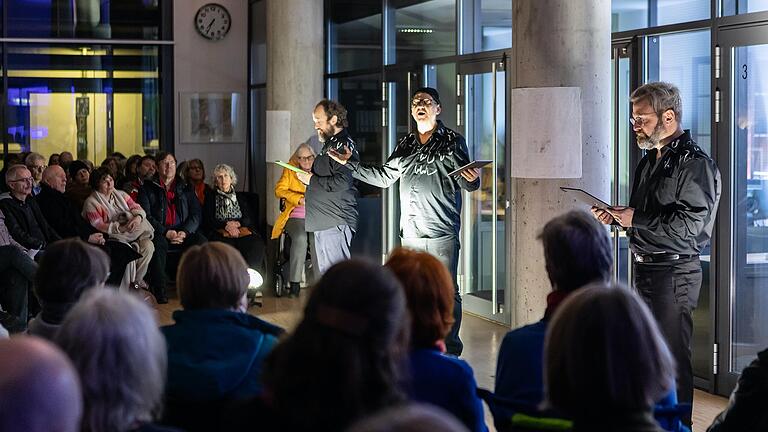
138, 176, 202, 236
495, 320, 547, 409
408, 348, 488, 432
162, 309, 283, 401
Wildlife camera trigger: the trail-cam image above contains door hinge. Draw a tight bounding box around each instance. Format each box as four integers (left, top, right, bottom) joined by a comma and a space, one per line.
715, 88, 721, 123
713, 343, 719, 375
715, 45, 721, 79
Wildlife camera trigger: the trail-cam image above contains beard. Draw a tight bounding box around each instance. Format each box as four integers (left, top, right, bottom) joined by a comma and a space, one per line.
636, 122, 665, 150
316, 126, 334, 143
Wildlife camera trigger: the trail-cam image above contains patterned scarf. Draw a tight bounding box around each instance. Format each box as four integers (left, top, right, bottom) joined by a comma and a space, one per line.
215, 188, 242, 222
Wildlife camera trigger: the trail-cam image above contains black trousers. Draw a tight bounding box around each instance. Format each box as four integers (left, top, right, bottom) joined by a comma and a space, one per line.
633, 257, 702, 424
148, 232, 208, 297
401, 236, 462, 356
0, 245, 37, 322
207, 231, 266, 272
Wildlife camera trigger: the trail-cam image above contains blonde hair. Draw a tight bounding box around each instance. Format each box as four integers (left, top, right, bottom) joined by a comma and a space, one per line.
177, 242, 249, 310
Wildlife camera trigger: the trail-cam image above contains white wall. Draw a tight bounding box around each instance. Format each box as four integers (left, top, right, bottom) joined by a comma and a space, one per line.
173, 0, 248, 190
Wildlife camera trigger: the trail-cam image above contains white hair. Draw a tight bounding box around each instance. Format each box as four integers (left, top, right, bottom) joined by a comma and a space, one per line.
55, 289, 166, 432
212, 163, 238, 186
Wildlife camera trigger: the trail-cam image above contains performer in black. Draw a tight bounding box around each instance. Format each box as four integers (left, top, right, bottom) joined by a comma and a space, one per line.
330, 87, 480, 356
593, 82, 721, 425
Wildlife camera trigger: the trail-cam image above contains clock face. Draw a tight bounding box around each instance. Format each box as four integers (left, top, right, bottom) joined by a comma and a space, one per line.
195, 3, 231, 41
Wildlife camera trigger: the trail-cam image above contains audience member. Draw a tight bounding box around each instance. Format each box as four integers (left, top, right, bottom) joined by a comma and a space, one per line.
123, 154, 157, 200
0, 208, 36, 331
58, 151, 74, 171
255, 259, 409, 431
28, 238, 109, 340
0, 337, 82, 432
202, 164, 264, 270
56, 289, 179, 432
495, 210, 612, 409
65, 160, 92, 211
24, 152, 46, 196
161, 242, 282, 431
544, 284, 675, 431
124, 154, 142, 182
48, 153, 60, 166
347, 403, 469, 432
386, 248, 486, 432
272, 143, 315, 296
0, 164, 60, 251
83, 167, 155, 292
0, 153, 22, 192
707, 349, 768, 431
102, 156, 124, 185
183, 158, 211, 206
138, 151, 206, 303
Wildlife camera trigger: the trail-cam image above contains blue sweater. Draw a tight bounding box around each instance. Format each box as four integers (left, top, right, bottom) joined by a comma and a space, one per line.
494, 320, 547, 409
162, 309, 283, 401
408, 348, 488, 432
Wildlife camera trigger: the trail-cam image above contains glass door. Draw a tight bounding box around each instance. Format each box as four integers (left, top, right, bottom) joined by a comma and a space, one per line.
716, 26, 768, 395
457, 57, 510, 325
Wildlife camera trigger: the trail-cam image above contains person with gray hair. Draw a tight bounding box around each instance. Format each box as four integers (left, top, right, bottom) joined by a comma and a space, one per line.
55, 289, 176, 432
346, 403, 469, 432
0, 336, 82, 432
202, 164, 264, 270
0, 164, 61, 251
544, 284, 676, 431
592, 81, 721, 424
24, 152, 45, 196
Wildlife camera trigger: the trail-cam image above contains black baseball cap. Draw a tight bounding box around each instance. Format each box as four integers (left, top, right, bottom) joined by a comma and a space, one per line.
412, 87, 441, 106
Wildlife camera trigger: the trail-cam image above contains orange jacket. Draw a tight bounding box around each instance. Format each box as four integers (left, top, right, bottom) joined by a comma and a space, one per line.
271, 159, 307, 239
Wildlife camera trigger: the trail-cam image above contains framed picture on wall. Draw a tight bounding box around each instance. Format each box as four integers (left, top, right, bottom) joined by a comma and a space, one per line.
179, 92, 245, 143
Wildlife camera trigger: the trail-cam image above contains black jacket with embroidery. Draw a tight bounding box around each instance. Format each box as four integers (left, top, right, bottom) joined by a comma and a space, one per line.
628, 130, 721, 255
348, 120, 480, 239
305, 129, 359, 232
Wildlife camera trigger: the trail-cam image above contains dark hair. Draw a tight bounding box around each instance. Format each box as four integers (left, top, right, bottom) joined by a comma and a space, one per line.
154, 151, 175, 165
35, 239, 109, 305
67, 160, 90, 179
263, 259, 409, 431
125, 155, 142, 175
139, 154, 155, 166
385, 248, 454, 348
538, 210, 612, 292
89, 167, 113, 190
545, 284, 675, 419
48, 153, 60, 166
177, 242, 249, 310
412, 87, 441, 106
315, 99, 349, 128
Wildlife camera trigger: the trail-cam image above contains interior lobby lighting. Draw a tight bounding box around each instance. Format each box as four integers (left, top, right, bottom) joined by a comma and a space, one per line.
398, 28, 433, 33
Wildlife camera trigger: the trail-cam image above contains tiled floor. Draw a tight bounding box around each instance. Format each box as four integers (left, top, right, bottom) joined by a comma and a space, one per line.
157, 287, 727, 432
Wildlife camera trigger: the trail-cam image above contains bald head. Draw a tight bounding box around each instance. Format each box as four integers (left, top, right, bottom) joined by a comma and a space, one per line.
0, 337, 82, 432
42, 165, 67, 193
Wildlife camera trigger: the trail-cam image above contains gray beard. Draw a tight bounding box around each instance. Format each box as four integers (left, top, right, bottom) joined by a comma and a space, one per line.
636, 124, 664, 150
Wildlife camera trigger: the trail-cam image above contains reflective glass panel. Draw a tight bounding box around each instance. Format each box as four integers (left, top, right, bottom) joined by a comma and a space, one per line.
657, 0, 710, 26
7, 0, 162, 39
392, 0, 456, 64
723, 0, 768, 15
612, 0, 649, 32
731, 43, 768, 373
476, 0, 512, 52
611, 54, 632, 286
250, 0, 266, 84
328, 0, 382, 73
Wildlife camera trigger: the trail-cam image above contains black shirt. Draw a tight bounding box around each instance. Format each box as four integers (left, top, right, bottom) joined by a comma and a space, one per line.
628, 130, 721, 255
0, 193, 60, 249
349, 120, 480, 239
305, 129, 359, 232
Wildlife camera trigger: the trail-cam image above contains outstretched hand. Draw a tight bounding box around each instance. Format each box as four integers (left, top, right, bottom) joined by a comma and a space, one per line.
328, 147, 353, 165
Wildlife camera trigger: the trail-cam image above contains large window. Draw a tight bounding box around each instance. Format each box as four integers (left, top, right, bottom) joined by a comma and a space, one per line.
612, 0, 710, 32
328, 0, 382, 73
723, 0, 768, 15
391, 0, 456, 64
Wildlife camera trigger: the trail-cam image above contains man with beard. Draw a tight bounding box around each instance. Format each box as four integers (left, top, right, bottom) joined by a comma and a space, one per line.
328, 87, 480, 356
295, 99, 359, 276
592, 82, 720, 425
122, 155, 157, 201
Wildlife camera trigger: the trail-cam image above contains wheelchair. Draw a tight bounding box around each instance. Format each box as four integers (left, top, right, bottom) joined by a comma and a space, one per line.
272, 198, 312, 297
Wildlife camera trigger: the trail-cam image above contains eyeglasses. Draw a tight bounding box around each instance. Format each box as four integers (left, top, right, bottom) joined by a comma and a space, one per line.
629, 111, 658, 126
297, 155, 315, 162
411, 98, 436, 108
27, 164, 45, 171
9, 177, 33, 184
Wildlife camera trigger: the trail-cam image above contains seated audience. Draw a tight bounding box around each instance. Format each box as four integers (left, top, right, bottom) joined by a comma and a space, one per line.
203, 164, 264, 270
65, 160, 92, 211
48, 153, 60, 167
495, 210, 612, 409
184, 158, 211, 206
123, 154, 142, 184
101, 156, 125, 188
0, 165, 60, 251
28, 238, 109, 340
0, 153, 22, 192
58, 151, 74, 172
0, 209, 36, 331
56, 289, 179, 432
253, 259, 409, 431
138, 151, 206, 304
0, 337, 82, 432
272, 143, 314, 296
123, 154, 157, 201
24, 152, 46, 196
707, 349, 768, 431
161, 242, 282, 431
544, 284, 676, 432
83, 167, 155, 292
386, 248, 487, 432
348, 403, 470, 432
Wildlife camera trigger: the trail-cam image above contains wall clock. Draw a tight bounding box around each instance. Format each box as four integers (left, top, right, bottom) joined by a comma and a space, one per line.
195, 3, 231, 41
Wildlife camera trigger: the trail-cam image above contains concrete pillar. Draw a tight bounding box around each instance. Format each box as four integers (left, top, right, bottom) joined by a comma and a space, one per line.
512, 0, 611, 326
265, 0, 323, 226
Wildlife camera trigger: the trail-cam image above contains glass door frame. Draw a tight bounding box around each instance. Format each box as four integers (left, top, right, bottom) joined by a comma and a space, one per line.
714, 23, 768, 395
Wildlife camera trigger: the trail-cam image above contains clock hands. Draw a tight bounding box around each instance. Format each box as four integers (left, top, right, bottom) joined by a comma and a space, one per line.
206, 19, 215, 33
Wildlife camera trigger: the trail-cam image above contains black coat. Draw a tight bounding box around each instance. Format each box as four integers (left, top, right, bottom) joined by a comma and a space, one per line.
36, 184, 96, 240
708, 349, 768, 432
0, 193, 60, 249
137, 176, 202, 236
202, 188, 255, 237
